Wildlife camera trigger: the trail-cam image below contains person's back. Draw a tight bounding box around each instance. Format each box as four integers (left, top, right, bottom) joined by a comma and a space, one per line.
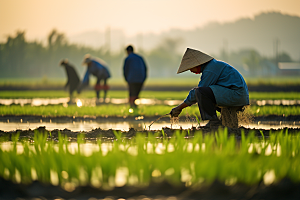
123, 45, 148, 108
87, 60, 111, 80
199, 59, 249, 107
79, 56, 111, 103
60, 59, 80, 104
124, 53, 147, 83
65, 63, 80, 86
200, 59, 247, 90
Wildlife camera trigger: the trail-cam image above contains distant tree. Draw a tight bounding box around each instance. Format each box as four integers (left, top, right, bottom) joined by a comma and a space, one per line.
243, 50, 261, 75
277, 52, 293, 62
147, 37, 182, 77
0, 31, 27, 77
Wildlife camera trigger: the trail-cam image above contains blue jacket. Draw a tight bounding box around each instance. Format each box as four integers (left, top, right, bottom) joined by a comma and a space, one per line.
184, 59, 249, 107
82, 60, 111, 85
123, 53, 147, 83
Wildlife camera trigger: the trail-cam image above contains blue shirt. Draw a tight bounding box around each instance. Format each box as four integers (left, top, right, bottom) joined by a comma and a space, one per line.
123, 53, 147, 83
184, 59, 249, 106
82, 60, 111, 85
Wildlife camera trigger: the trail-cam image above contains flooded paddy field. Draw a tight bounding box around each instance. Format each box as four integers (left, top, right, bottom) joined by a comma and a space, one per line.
1, 115, 300, 133
1, 123, 300, 200
1, 97, 300, 106
1, 93, 300, 199
1, 121, 300, 200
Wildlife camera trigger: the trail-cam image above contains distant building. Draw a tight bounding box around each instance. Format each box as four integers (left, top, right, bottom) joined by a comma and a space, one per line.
278, 62, 300, 76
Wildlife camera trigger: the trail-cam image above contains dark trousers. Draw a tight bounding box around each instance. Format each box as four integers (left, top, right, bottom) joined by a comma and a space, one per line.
128, 82, 144, 107
195, 87, 220, 120
96, 78, 108, 99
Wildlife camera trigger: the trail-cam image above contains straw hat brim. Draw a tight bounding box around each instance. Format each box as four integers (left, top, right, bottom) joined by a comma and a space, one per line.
177, 48, 214, 74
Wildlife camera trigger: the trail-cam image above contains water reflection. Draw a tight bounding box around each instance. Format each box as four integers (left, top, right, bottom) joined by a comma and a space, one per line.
0, 98, 182, 106
1, 98, 300, 106
0, 120, 299, 132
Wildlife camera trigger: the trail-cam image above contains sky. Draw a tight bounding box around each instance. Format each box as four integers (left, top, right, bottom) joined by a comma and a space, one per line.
1, 0, 300, 42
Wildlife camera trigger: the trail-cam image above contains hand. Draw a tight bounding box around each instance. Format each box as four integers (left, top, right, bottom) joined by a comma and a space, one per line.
170, 106, 182, 118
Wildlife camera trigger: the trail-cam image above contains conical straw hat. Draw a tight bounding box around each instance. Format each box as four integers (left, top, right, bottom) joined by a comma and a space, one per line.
177, 48, 214, 74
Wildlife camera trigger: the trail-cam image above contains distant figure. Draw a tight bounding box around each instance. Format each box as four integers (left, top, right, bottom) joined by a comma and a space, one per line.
78, 55, 111, 103
60, 59, 80, 103
123, 45, 147, 108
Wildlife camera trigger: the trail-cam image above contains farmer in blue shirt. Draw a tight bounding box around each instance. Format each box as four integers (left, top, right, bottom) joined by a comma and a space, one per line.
123, 45, 147, 108
78, 55, 111, 103
170, 48, 249, 127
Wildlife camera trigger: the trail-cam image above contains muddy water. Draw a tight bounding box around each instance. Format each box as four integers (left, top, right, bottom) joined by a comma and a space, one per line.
0, 98, 182, 106
1, 98, 300, 106
1, 120, 300, 132
0, 120, 205, 132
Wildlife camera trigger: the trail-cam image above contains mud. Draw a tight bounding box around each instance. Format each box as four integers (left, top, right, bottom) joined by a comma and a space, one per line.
1, 121, 300, 143
1, 114, 300, 124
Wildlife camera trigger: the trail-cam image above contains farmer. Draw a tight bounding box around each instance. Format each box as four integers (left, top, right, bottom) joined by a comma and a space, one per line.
78, 55, 111, 104
60, 59, 80, 104
123, 45, 147, 108
170, 48, 249, 127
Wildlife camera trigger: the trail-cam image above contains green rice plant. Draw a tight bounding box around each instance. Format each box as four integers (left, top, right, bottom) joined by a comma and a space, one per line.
250, 105, 300, 116
245, 76, 300, 86
1, 103, 300, 118
249, 92, 300, 100
2, 76, 300, 89
2, 128, 300, 189
2, 90, 300, 100
194, 114, 201, 126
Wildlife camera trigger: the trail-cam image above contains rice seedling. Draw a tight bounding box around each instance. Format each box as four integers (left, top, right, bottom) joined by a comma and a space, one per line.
1, 128, 300, 190
250, 105, 300, 116
249, 92, 300, 100
1, 90, 300, 100
1, 104, 299, 117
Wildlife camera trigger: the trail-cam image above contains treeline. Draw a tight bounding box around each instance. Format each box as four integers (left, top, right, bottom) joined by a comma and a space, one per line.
0, 30, 182, 79
0, 30, 294, 79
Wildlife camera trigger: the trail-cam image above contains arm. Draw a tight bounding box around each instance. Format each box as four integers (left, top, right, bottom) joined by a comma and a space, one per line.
123, 58, 129, 82
170, 102, 188, 117
77, 70, 89, 93
184, 71, 219, 105
64, 67, 70, 88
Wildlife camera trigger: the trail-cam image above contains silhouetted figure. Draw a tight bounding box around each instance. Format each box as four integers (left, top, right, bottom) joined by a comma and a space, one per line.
78, 55, 111, 104
123, 45, 147, 108
60, 59, 80, 103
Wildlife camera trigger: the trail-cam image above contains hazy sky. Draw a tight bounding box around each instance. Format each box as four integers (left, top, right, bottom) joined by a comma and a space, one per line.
1, 0, 300, 41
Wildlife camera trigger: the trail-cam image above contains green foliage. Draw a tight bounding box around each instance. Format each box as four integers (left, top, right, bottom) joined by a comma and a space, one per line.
250, 105, 300, 116
1, 103, 300, 118
1, 90, 300, 100
249, 92, 300, 100
1, 129, 300, 188
1, 29, 298, 80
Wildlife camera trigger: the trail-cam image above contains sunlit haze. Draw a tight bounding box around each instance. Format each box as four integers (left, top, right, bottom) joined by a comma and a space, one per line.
1, 0, 300, 41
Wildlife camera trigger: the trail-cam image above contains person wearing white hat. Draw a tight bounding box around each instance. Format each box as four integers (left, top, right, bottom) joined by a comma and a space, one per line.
170, 48, 249, 128
78, 55, 111, 104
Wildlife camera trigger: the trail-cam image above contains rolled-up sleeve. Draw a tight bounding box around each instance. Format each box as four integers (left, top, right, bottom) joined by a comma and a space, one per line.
82, 70, 90, 86
184, 88, 197, 106
183, 71, 219, 106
